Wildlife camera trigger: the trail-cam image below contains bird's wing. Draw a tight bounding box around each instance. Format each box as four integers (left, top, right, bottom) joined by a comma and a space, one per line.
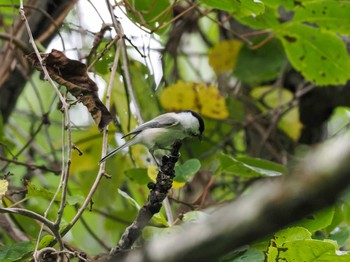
122, 114, 180, 138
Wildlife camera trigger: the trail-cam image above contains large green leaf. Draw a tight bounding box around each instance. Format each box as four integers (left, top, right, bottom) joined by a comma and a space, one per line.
0, 241, 35, 262
221, 247, 265, 262
277, 24, 350, 85
236, 6, 282, 30
266, 226, 350, 261
198, 0, 265, 17
219, 152, 284, 178
234, 39, 286, 86
236, 155, 287, 175
293, 0, 350, 35
174, 159, 201, 183
27, 182, 84, 206
262, 0, 294, 9
295, 207, 335, 233
124, 0, 172, 33
129, 61, 160, 121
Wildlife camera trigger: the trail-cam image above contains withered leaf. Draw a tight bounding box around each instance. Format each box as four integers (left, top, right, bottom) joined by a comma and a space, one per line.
27, 49, 112, 131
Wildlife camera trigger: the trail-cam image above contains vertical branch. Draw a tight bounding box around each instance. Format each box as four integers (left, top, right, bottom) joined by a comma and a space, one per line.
19, 1, 72, 254
61, 42, 122, 237
106, 1, 143, 124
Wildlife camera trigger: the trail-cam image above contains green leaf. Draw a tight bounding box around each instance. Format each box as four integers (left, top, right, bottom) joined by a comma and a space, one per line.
94, 44, 115, 75
221, 247, 265, 262
250, 86, 303, 140
236, 6, 282, 30
234, 39, 286, 86
109, 74, 138, 135
198, 0, 265, 17
274, 227, 312, 246
219, 153, 283, 178
129, 61, 160, 121
296, 207, 335, 233
266, 226, 350, 261
236, 155, 287, 175
118, 188, 141, 210
277, 24, 350, 85
182, 211, 209, 223
142, 225, 182, 240
125, 168, 151, 185
174, 159, 201, 183
274, 240, 350, 261
0, 114, 15, 156
293, 0, 350, 34
0, 241, 35, 262
66, 195, 85, 206
26, 182, 84, 206
327, 107, 350, 137
330, 227, 350, 247
38, 235, 55, 249
27, 182, 59, 200
124, 0, 172, 33
262, 0, 294, 9
152, 212, 169, 227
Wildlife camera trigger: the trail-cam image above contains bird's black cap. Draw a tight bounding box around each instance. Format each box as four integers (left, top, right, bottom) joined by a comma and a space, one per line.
185, 110, 205, 136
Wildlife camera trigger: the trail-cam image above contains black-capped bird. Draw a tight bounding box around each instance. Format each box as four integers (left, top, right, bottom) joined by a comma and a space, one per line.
99, 110, 204, 164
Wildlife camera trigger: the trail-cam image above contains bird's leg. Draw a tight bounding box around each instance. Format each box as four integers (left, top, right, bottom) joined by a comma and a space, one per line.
149, 149, 161, 167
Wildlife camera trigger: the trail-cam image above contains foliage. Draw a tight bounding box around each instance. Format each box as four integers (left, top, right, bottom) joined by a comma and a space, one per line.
1, 0, 350, 261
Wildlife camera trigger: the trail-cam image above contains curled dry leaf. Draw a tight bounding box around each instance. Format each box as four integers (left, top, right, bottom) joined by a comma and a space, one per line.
27, 49, 112, 130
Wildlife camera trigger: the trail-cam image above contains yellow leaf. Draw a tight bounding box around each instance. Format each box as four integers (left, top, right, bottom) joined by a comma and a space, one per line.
160, 81, 197, 111
208, 40, 244, 75
0, 179, 8, 197
251, 86, 303, 140
147, 165, 158, 182
197, 85, 229, 119
160, 81, 229, 120
172, 181, 186, 189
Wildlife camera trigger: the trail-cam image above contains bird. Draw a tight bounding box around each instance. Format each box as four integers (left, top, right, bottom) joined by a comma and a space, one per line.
99, 110, 205, 164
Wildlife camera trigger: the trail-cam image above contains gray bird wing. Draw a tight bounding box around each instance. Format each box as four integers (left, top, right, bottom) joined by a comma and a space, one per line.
122, 114, 180, 138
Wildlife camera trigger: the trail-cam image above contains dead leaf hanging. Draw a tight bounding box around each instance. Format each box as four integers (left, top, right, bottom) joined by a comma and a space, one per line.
27, 49, 112, 130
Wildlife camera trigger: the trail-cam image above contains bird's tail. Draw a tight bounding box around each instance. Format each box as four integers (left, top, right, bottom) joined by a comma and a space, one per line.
98, 139, 135, 164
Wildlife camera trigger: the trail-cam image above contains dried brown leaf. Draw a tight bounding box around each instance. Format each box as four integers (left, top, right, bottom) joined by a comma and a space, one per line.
27, 49, 112, 130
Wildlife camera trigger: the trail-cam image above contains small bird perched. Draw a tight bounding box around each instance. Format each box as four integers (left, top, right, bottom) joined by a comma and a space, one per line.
99, 110, 205, 164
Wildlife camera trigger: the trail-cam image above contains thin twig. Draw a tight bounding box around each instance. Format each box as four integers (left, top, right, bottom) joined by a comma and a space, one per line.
60, 39, 122, 238
0, 156, 60, 174
0, 32, 30, 53
107, 1, 143, 124
0, 207, 59, 241
19, 1, 72, 254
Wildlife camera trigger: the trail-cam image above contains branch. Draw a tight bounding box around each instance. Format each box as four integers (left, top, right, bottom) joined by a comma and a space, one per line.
0, 207, 59, 240
60, 39, 122, 239
109, 141, 182, 257
113, 137, 350, 261
0, 156, 60, 174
